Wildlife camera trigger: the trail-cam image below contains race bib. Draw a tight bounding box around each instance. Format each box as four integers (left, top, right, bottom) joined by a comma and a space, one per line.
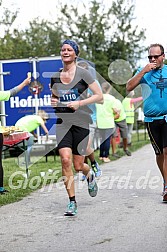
59, 88, 79, 104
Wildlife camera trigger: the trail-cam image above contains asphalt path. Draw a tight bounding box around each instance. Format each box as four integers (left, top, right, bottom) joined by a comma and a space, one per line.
0, 144, 166, 252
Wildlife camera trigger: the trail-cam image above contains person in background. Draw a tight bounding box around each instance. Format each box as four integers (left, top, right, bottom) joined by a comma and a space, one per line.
122, 91, 143, 146
112, 98, 131, 156
96, 82, 119, 163
50, 39, 103, 216
127, 43, 167, 202
15, 110, 49, 165
0, 76, 31, 194
110, 128, 120, 158
77, 61, 102, 180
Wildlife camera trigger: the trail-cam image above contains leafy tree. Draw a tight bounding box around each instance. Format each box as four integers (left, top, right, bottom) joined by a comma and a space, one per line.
60, 0, 110, 77
0, 0, 146, 97
107, 0, 146, 68
0, 2, 19, 59
23, 18, 64, 57
0, 2, 63, 59
106, 0, 146, 95
59, 0, 146, 92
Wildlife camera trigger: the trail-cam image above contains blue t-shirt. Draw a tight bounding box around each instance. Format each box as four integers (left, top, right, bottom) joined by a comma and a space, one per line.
87, 80, 101, 123
136, 65, 167, 117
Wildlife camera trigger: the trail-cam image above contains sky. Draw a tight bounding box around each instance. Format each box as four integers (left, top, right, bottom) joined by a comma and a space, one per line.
1, 0, 167, 64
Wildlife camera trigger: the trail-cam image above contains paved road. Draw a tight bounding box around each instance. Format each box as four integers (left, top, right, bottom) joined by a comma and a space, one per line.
0, 144, 166, 252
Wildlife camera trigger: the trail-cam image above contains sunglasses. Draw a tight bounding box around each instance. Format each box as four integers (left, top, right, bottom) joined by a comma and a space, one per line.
148, 53, 163, 60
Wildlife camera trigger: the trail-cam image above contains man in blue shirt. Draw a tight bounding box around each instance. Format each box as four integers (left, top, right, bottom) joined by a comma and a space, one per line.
127, 43, 167, 202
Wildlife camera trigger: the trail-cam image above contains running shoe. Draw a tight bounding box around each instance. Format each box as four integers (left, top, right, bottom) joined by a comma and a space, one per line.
163, 184, 167, 202
91, 161, 102, 177
162, 182, 165, 196
163, 191, 167, 202
64, 201, 77, 216
88, 171, 98, 197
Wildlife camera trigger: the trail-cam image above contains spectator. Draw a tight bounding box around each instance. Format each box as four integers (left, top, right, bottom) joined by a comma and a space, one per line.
96, 82, 119, 162
0, 76, 31, 194
112, 98, 131, 156
122, 91, 142, 146
15, 110, 49, 165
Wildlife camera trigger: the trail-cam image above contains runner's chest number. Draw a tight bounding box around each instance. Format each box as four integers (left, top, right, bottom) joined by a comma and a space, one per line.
59, 89, 79, 102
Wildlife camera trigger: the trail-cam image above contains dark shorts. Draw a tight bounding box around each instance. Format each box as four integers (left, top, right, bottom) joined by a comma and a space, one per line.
56, 123, 89, 155
115, 119, 128, 138
146, 119, 167, 155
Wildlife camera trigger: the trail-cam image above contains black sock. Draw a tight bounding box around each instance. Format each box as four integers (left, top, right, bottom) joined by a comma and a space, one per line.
91, 160, 96, 165
69, 196, 76, 202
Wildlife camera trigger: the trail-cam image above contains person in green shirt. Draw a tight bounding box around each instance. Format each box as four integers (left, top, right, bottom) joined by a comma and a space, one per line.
15, 110, 49, 165
96, 82, 119, 162
0, 76, 31, 194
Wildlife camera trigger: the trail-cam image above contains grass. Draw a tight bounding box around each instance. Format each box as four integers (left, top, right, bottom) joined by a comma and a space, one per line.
0, 132, 150, 206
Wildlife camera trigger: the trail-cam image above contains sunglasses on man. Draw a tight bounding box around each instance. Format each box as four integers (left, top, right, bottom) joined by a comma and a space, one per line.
148, 53, 164, 60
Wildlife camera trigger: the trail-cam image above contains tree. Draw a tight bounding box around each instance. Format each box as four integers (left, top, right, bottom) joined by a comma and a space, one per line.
23, 18, 63, 58
0, 2, 19, 59
108, 0, 146, 68
0, 0, 146, 96
106, 0, 146, 95
59, 0, 145, 88
60, 0, 110, 77
0, 1, 64, 59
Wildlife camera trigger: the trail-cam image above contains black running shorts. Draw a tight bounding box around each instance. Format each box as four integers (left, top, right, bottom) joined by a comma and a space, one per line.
146, 119, 167, 155
56, 123, 89, 155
